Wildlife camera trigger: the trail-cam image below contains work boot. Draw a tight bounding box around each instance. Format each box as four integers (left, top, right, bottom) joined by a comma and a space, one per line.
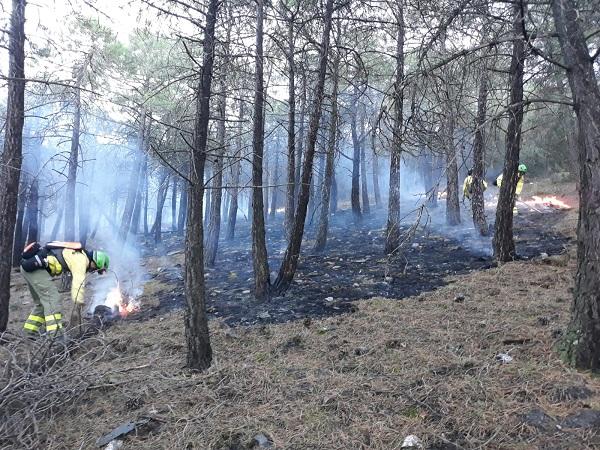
69, 304, 83, 329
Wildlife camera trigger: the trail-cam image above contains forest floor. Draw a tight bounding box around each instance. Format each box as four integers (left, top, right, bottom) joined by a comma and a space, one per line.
5, 180, 600, 450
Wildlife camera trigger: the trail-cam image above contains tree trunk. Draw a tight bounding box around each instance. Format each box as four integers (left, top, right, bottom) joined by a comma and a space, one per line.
131, 154, 146, 236
184, 0, 218, 371
384, 7, 404, 255
273, 0, 334, 293
50, 204, 64, 241
178, 181, 188, 235
371, 127, 382, 208
226, 100, 243, 240
25, 178, 39, 243
314, 49, 340, 252
171, 178, 178, 232
251, 0, 271, 300
350, 96, 362, 222
471, 67, 489, 236
12, 177, 27, 266
493, 3, 526, 261
119, 112, 145, 242
551, 0, 600, 370
64, 85, 81, 242
294, 71, 306, 202
269, 148, 279, 220
205, 76, 227, 268
284, 14, 296, 239
360, 106, 370, 215
445, 124, 461, 226
152, 170, 170, 244
330, 172, 337, 214
0, 0, 26, 333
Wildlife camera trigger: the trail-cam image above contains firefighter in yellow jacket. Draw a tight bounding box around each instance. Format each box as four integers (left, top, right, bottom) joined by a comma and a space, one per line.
463, 168, 488, 200
494, 164, 527, 214
21, 241, 109, 337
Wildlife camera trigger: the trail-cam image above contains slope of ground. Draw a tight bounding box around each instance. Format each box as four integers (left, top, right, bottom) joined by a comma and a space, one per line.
4, 181, 592, 449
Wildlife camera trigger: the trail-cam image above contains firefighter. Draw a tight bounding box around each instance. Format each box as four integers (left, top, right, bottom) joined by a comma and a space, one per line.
21, 241, 109, 337
462, 168, 488, 201
494, 163, 527, 214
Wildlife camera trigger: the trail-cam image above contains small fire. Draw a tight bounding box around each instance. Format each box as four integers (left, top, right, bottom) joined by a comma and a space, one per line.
526, 195, 572, 210
104, 284, 141, 318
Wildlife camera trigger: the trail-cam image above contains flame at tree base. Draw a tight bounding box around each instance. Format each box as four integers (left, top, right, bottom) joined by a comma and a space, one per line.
104, 284, 141, 318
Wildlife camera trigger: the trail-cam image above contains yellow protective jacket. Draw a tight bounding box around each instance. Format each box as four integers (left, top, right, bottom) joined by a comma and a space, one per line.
47, 249, 90, 304
496, 174, 524, 195
463, 175, 488, 199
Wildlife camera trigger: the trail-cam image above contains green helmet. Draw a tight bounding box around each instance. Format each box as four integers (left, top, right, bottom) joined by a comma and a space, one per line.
93, 250, 110, 272
518, 163, 528, 173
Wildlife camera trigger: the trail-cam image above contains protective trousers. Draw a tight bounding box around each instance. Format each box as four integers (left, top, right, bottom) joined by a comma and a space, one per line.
22, 269, 63, 335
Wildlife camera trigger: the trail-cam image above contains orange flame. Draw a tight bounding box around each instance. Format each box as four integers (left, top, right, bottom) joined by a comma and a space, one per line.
105, 284, 141, 318
526, 195, 572, 210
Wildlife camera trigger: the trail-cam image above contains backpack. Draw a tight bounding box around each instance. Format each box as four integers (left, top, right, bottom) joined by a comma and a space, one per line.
20, 241, 83, 273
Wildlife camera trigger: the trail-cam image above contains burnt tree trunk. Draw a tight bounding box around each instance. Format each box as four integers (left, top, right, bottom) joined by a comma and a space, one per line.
0, 0, 26, 333
184, 0, 219, 371
493, 3, 526, 261
251, 0, 271, 300
551, 0, 600, 370
284, 13, 296, 239
131, 154, 146, 236
226, 100, 243, 240
314, 48, 340, 252
273, 0, 334, 293
205, 76, 227, 268
384, 6, 404, 255
471, 67, 489, 236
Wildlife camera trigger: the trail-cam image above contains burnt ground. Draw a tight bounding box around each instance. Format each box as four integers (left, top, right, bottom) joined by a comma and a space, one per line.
133, 203, 571, 327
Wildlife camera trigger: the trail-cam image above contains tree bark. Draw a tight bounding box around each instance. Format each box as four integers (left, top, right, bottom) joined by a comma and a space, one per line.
50, 204, 64, 241
350, 94, 362, 222
384, 6, 404, 255
273, 0, 334, 293
251, 0, 271, 300
359, 105, 370, 215
178, 163, 188, 235
0, 0, 26, 333
226, 100, 243, 240
330, 172, 337, 214
184, 0, 218, 371
119, 112, 145, 242
171, 177, 178, 231
471, 67, 489, 236
445, 121, 461, 226
64, 86, 81, 241
314, 48, 340, 252
131, 153, 146, 236
371, 127, 382, 208
551, 0, 600, 370
269, 148, 279, 220
493, 3, 526, 261
25, 178, 39, 244
294, 70, 306, 202
152, 170, 170, 244
205, 76, 227, 267
284, 13, 296, 239
12, 177, 27, 266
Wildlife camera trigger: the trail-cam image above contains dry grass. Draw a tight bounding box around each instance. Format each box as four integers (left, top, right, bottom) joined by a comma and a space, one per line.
30, 245, 600, 449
